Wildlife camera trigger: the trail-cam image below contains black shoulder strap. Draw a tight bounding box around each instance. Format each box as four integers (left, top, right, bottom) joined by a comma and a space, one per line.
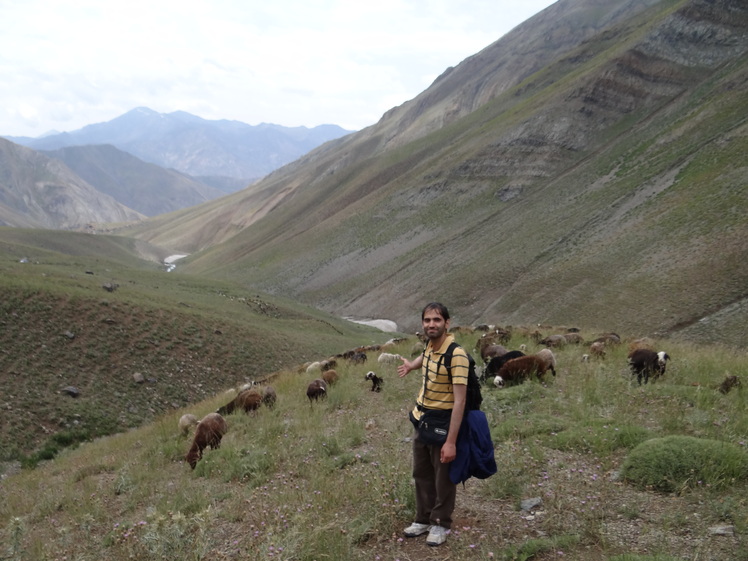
442, 342, 459, 382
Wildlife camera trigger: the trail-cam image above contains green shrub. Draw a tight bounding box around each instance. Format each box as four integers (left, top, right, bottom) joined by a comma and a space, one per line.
621, 435, 748, 493
19, 414, 123, 467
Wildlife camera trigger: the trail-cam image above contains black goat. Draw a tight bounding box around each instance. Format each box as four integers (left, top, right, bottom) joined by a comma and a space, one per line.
365, 371, 383, 392
628, 349, 670, 384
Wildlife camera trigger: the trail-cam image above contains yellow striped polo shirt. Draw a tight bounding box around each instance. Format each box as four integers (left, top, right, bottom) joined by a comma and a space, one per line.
411, 334, 469, 421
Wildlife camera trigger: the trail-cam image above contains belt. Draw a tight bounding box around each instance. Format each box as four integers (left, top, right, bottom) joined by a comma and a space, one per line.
416, 403, 452, 413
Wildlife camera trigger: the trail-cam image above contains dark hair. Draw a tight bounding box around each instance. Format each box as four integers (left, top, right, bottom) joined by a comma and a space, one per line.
421, 302, 450, 321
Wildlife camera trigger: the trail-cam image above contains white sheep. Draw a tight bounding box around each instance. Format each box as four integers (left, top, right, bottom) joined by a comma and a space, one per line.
237, 382, 256, 392
306, 361, 323, 373
377, 352, 403, 364
261, 385, 277, 408
589, 341, 606, 359
178, 413, 199, 436
534, 348, 557, 376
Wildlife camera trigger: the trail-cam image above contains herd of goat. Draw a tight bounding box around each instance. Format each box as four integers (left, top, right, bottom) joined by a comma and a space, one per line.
181, 359, 388, 469
180, 325, 741, 470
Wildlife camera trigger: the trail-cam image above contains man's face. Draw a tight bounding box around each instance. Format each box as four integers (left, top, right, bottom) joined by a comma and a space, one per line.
422, 309, 449, 341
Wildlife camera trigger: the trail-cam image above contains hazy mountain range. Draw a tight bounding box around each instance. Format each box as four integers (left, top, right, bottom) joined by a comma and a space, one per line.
0, 110, 352, 226
1, 0, 746, 347
8, 107, 353, 182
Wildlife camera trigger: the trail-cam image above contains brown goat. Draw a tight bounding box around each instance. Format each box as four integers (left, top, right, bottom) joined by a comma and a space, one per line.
485, 350, 526, 379
185, 413, 228, 469
495, 355, 552, 387
476, 330, 511, 354
539, 334, 567, 348
480, 344, 508, 364
563, 332, 584, 345
628, 337, 656, 353
217, 388, 263, 415
307, 379, 328, 402
321, 369, 339, 386
592, 332, 622, 346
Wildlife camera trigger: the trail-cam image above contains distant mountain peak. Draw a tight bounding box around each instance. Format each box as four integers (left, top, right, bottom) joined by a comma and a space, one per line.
11, 109, 354, 180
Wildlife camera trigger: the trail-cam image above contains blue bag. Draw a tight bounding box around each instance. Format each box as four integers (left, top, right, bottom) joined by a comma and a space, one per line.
449, 409, 497, 485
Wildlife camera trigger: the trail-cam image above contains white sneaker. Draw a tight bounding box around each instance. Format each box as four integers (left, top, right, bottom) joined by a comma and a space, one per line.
403, 522, 431, 537
426, 525, 448, 546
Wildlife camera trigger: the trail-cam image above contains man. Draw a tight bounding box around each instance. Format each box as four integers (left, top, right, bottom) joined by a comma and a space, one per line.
397, 302, 468, 546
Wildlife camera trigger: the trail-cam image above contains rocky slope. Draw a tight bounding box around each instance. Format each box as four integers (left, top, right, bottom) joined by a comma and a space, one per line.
0, 138, 144, 229
108, 0, 748, 346
41, 144, 226, 217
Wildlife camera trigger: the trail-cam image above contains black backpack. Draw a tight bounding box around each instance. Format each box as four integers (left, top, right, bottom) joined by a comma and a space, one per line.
442, 342, 483, 411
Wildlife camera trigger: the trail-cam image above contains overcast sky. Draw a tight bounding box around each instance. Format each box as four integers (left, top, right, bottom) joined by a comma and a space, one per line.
1, 0, 556, 138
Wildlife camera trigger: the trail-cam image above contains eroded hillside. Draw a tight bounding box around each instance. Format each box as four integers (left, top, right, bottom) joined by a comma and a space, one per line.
0, 230, 390, 461
119, 0, 748, 348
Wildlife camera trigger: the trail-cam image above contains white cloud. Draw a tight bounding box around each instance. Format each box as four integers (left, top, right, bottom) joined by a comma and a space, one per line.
0, 0, 556, 137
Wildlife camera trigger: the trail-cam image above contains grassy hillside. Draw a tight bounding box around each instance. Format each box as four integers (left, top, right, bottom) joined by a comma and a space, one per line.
0, 139, 145, 229
41, 144, 226, 216
115, 0, 747, 349
2, 330, 746, 560
0, 229, 392, 462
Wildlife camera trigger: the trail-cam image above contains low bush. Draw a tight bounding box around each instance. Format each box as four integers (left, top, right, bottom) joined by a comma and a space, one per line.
621, 435, 748, 493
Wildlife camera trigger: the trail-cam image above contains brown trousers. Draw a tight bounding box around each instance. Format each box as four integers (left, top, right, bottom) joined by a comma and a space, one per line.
412, 434, 456, 529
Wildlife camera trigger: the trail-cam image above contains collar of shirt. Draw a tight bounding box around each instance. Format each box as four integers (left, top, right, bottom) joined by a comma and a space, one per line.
426, 334, 455, 356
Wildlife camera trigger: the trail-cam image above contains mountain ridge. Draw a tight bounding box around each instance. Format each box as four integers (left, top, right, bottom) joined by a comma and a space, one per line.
11, 107, 354, 181
117, 0, 747, 347
1, 0, 745, 348
0, 138, 144, 228
1, 109, 354, 227
40, 144, 227, 217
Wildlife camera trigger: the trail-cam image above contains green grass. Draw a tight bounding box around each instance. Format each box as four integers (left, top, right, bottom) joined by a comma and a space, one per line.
0, 231, 390, 463
2, 327, 746, 561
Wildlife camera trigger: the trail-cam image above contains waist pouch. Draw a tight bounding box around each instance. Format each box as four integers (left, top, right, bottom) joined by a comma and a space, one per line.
411, 408, 452, 446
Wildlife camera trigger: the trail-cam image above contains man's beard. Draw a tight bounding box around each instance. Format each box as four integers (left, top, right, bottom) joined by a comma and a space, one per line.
426, 327, 444, 340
